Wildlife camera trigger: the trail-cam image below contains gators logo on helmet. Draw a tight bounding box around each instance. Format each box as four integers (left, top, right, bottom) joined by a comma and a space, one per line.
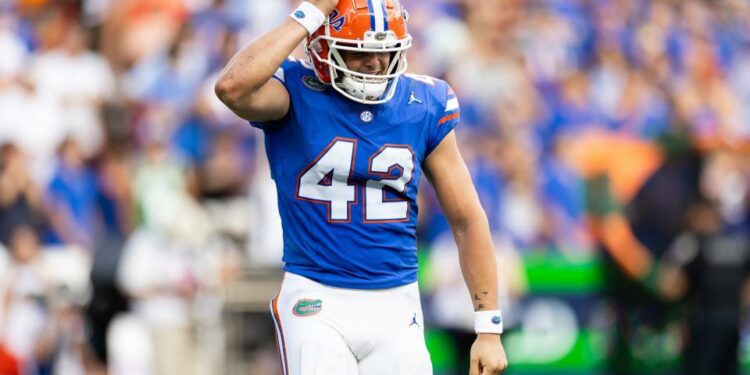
329, 10, 346, 31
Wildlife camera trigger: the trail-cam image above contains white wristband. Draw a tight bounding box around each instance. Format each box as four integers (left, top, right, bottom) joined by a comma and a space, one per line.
474, 310, 503, 334
290, 2, 327, 35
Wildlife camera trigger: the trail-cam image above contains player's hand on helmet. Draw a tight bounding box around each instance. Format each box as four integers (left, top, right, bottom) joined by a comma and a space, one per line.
309, 0, 339, 16
470, 334, 508, 375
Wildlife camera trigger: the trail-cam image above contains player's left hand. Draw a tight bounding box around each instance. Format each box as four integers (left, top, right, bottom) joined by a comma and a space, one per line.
469, 333, 508, 375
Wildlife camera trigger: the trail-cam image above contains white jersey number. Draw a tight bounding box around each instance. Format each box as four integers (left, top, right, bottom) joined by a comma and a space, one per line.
365, 146, 414, 222
296, 138, 357, 222
296, 139, 414, 223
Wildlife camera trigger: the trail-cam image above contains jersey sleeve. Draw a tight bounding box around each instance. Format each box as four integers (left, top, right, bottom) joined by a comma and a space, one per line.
249, 57, 301, 131
426, 82, 460, 155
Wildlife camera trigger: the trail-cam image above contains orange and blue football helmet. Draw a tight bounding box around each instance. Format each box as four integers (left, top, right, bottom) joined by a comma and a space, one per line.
306, 0, 412, 104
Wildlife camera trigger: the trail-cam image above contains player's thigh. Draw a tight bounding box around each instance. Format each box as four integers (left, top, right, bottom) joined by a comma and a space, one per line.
279, 325, 357, 375
357, 336, 432, 375
270, 274, 357, 375
358, 284, 432, 375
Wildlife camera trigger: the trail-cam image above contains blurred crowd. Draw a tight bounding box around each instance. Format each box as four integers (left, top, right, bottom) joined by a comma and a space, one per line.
0, 0, 750, 374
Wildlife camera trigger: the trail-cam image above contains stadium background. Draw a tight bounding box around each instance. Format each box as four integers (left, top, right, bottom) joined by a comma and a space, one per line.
1, 0, 750, 374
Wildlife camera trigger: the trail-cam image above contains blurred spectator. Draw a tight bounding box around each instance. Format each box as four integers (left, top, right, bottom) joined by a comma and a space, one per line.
0, 143, 44, 246
659, 151, 750, 375
0, 224, 48, 374
84, 146, 134, 369
45, 138, 99, 248
120, 121, 222, 374
117, 197, 225, 375
27, 23, 115, 158
132, 117, 208, 240
92, 147, 136, 239
117, 226, 199, 375
0, 9, 28, 82
0, 224, 88, 374
101, 0, 187, 70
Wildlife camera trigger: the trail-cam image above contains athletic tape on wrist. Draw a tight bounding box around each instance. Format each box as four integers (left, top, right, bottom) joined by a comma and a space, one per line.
474, 310, 504, 334
290, 2, 327, 35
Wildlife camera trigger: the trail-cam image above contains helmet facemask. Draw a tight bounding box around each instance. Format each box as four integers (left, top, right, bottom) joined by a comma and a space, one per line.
308, 29, 412, 104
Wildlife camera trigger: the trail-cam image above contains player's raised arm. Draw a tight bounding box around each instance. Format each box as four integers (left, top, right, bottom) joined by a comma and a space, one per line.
214, 0, 339, 122
424, 131, 508, 375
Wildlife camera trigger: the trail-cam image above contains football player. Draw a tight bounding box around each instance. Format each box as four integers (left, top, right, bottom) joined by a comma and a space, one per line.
215, 0, 508, 374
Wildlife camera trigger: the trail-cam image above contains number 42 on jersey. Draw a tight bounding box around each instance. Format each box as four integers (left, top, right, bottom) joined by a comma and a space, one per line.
296, 137, 415, 223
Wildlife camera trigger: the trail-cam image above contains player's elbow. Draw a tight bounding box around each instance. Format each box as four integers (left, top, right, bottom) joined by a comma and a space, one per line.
214, 77, 243, 108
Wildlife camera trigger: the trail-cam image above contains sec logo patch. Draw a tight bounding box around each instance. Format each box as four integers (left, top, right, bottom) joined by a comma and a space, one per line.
360, 110, 374, 123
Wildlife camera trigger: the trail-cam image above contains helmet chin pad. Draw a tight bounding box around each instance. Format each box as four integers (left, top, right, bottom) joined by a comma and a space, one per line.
339, 75, 388, 101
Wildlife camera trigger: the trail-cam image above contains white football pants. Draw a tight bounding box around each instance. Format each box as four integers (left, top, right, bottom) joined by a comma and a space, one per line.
270, 272, 432, 375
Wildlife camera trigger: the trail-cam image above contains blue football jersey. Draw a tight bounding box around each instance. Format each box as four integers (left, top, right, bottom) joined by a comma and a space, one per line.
252, 58, 460, 289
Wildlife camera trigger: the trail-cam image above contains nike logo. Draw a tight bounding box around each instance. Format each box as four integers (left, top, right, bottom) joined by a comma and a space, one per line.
408, 92, 422, 105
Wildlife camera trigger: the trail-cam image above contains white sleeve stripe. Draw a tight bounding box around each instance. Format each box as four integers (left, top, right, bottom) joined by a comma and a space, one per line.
273, 67, 285, 83
445, 97, 459, 112
372, 0, 385, 32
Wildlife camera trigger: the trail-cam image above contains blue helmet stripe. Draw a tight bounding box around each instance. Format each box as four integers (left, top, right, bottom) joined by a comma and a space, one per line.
382, 1, 389, 30
367, 0, 376, 31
